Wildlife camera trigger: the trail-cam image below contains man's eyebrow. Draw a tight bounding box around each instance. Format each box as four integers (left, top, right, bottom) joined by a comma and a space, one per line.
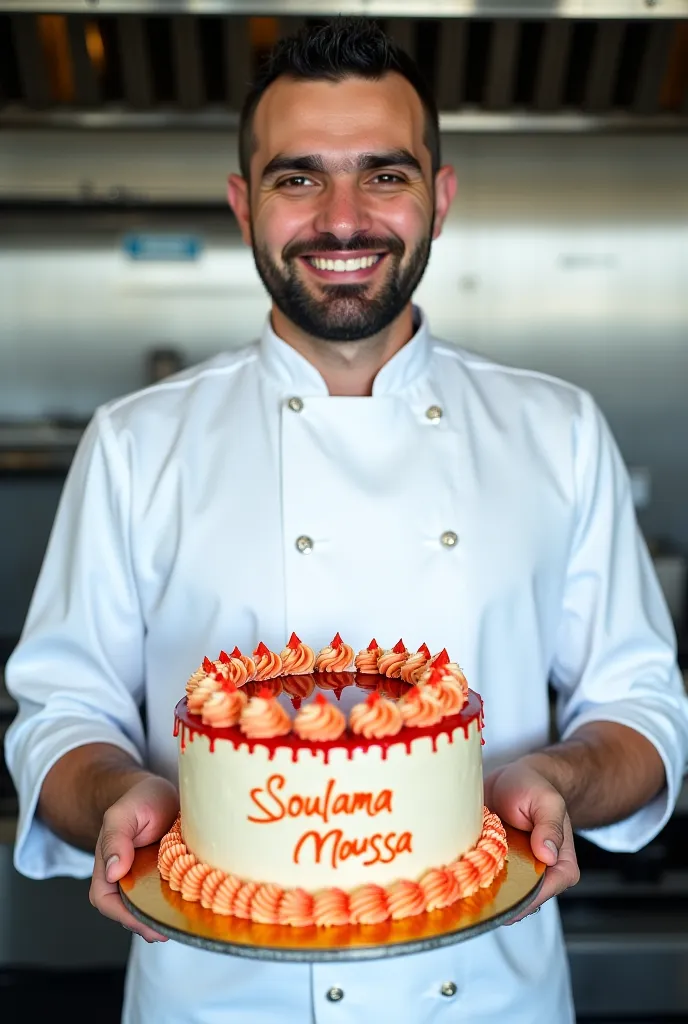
260, 149, 423, 181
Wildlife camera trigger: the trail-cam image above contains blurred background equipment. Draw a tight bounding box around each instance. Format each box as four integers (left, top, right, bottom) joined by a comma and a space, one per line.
1, 3, 688, 1022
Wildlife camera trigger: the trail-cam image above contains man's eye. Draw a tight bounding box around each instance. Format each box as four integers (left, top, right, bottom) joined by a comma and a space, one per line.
372, 173, 405, 185
277, 175, 316, 189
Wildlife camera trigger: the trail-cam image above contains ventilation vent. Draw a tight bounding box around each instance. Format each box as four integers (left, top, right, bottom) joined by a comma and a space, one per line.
0, 14, 686, 124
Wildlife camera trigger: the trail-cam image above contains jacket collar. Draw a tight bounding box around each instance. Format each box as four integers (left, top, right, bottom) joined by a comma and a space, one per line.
258, 306, 432, 397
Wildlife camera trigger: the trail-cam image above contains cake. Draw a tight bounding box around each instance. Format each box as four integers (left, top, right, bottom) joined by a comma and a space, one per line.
158, 633, 508, 926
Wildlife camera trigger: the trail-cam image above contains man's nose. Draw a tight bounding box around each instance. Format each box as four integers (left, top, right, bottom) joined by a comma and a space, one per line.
312, 180, 373, 241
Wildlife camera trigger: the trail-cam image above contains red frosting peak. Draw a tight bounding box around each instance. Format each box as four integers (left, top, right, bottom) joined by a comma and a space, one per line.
202, 656, 214, 673
213, 672, 225, 682
418, 642, 431, 657
392, 639, 406, 654
426, 667, 444, 686
315, 692, 328, 706
365, 691, 382, 706
257, 686, 275, 700
221, 679, 238, 694
287, 632, 301, 650
331, 632, 343, 649
230, 646, 242, 659
219, 650, 231, 664
433, 648, 450, 668
255, 641, 270, 657
367, 638, 379, 651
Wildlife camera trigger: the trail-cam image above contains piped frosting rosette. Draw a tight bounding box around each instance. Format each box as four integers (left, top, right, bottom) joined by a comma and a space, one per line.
354, 638, 381, 673
314, 632, 355, 672
280, 632, 316, 674
158, 805, 508, 926
400, 643, 432, 683
293, 692, 346, 741
377, 639, 409, 678
252, 641, 283, 680
239, 688, 291, 739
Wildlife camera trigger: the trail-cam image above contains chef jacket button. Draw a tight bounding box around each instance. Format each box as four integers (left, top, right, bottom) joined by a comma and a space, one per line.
425, 404, 443, 421
326, 986, 344, 1002
295, 535, 314, 554
440, 981, 457, 998
440, 530, 458, 548
287, 396, 304, 413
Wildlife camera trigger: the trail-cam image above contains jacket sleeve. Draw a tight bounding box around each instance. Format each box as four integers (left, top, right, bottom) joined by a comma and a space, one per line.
4, 409, 146, 879
550, 390, 688, 853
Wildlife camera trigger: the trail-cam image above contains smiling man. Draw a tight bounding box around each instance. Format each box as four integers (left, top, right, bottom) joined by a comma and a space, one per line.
6, 17, 688, 1024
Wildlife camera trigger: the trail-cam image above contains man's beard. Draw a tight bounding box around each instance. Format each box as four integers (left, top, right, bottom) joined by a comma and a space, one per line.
251, 231, 432, 342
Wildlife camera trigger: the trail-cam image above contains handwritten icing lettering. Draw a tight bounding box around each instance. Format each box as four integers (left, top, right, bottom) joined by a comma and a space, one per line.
293, 829, 413, 868
247, 773, 411, 868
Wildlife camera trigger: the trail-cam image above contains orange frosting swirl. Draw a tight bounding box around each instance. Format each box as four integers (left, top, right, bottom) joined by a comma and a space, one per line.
158, 842, 187, 881
419, 867, 461, 911
293, 695, 346, 742
251, 883, 284, 924
233, 881, 259, 919
180, 862, 214, 902
200, 688, 247, 728
400, 651, 430, 684
399, 686, 444, 728
315, 643, 354, 672
312, 888, 349, 927
252, 646, 283, 680
449, 858, 481, 898
348, 884, 389, 925
211, 875, 243, 916
478, 836, 508, 872
186, 678, 222, 715
185, 665, 207, 695
354, 648, 379, 673
349, 694, 403, 739
278, 888, 315, 927
239, 695, 292, 739
386, 880, 426, 920
427, 676, 467, 716
168, 852, 197, 892
463, 847, 500, 887
280, 642, 316, 674
200, 869, 227, 910
377, 648, 408, 678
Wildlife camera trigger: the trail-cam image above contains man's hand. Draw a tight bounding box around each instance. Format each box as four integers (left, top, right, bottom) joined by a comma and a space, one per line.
89, 774, 179, 942
484, 760, 580, 924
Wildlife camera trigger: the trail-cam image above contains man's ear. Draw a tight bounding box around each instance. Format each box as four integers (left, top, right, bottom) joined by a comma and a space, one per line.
432, 165, 457, 240
227, 174, 252, 246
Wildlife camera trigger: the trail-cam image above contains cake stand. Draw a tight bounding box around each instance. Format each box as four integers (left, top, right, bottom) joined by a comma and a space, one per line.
119, 824, 545, 962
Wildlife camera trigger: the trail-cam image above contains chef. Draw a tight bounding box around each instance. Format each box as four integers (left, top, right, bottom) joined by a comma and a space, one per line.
5, 17, 688, 1024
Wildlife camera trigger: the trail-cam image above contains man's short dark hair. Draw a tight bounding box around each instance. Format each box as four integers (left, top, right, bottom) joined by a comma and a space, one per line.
238, 17, 440, 182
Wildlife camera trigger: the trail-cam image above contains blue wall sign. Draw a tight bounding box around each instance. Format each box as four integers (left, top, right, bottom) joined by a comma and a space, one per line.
122, 233, 204, 261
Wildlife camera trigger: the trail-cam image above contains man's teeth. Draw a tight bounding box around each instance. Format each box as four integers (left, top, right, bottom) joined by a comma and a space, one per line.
307, 255, 382, 272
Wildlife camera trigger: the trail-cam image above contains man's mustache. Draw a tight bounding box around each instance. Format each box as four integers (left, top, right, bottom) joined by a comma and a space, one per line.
283, 234, 405, 260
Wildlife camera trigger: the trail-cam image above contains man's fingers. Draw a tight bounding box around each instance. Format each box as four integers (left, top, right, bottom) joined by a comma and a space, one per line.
530, 792, 566, 866
506, 816, 579, 924
91, 825, 168, 943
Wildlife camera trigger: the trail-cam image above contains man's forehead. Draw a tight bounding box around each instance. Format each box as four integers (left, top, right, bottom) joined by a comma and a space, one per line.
251, 74, 427, 169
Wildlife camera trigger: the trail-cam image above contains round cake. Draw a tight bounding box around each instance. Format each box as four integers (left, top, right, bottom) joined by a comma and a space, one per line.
159, 634, 508, 926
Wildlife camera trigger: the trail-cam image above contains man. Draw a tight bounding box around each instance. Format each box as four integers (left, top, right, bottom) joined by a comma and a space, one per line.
6, 17, 687, 1024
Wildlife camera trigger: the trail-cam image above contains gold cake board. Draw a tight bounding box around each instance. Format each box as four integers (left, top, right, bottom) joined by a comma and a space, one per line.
119, 825, 545, 962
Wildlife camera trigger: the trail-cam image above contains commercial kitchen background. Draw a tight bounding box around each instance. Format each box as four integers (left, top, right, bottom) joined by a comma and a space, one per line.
1, 3, 687, 1022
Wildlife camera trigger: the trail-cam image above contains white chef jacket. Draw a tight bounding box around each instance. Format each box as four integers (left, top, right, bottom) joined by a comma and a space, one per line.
6, 308, 688, 1024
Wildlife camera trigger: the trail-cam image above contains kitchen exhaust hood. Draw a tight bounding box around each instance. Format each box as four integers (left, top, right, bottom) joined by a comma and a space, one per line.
0, 2, 686, 131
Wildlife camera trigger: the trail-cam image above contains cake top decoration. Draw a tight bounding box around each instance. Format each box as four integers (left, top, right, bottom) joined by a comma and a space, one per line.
287, 632, 302, 650
254, 641, 270, 657
219, 650, 231, 664
367, 639, 379, 650
392, 639, 406, 654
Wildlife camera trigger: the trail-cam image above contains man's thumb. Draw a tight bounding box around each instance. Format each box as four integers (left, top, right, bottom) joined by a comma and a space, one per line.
530, 799, 565, 866
100, 806, 138, 883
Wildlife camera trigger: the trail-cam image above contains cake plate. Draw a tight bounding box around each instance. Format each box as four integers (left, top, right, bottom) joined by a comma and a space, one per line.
119, 825, 545, 962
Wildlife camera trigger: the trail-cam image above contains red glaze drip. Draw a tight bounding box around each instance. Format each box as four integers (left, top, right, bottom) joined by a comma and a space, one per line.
432, 648, 450, 668
202, 656, 214, 673
255, 641, 270, 657
417, 642, 431, 658
367, 638, 379, 651
174, 688, 482, 766
219, 650, 231, 664
287, 632, 301, 650
331, 632, 343, 649
392, 638, 406, 654
290, 697, 302, 711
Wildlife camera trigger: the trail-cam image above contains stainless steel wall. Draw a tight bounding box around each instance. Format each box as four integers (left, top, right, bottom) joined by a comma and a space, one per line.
1, 131, 687, 549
